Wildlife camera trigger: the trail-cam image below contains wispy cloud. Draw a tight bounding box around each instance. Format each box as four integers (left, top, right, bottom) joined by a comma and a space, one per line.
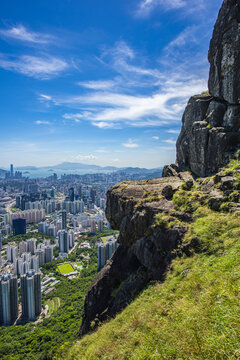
0, 25, 53, 44
40, 39, 207, 128
0, 54, 68, 79
152, 136, 159, 140
77, 80, 115, 90
167, 129, 180, 134
35, 120, 51, 125
163, 138, 176, 145
136, 0, 186, 17
135, 0, 209, 18
39, 94, 52, 101
164, 26, 198, 52
74, 154, 97, 161
122, 139, 139, 148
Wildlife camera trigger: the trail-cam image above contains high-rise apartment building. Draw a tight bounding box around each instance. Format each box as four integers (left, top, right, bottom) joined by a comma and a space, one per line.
62, 210, 67, 230
14, 257, 24, 276
19, 241, 28, 256
59, 230, 69, 253
35, 249, 45, 267
12, 218, 26, 236
10, 164, 14, 178
27, 238, 36, 255
97, 240, 119, 271
20, 271, 41, 321
0, 274, 19, 325
7, 245, 18, 263
45, 246, 53, 263
69, 187, 75, 202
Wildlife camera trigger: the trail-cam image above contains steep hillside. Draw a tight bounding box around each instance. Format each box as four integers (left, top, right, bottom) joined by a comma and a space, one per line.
62, 158, 240, 359
60, 1, 240, 358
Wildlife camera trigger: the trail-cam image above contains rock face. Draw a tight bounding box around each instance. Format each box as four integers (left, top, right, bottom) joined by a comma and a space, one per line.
80, 0, 240, 336
176, 0, 240, 177
176, 95, 240, 177
80, 177, 189, 335
208, 0, 240, 104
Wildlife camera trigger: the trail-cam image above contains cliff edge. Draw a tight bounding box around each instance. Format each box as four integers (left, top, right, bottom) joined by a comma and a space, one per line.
80, 0, 240, 336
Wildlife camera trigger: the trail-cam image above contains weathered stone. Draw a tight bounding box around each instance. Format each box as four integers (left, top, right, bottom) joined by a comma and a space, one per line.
162, 164, 181, 177
161, 185, 173, 199
208, 0, 240, 103
205, 100, 227, 127
208, 195, 224, 211
223, 105, 240, 130
220, 176, 234, 190
176, 98, 240, 177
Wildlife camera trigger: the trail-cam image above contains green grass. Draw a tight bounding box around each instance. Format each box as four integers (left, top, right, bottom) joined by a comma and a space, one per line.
62, 205, 240, 360
57, 263, 75, 275
46, 297, 61, 315
101, 236, 108, 244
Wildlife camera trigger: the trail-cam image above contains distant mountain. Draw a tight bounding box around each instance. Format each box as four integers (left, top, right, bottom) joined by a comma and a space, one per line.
49, 162, 118, 171
10, 162, 163, 177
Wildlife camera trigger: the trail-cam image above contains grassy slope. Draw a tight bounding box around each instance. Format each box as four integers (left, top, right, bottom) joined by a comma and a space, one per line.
63, 163, 240, 360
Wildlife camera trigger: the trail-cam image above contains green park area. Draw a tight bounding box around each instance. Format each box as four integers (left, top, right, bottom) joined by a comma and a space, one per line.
57, 263, 74, 275
101, 236, 108, 243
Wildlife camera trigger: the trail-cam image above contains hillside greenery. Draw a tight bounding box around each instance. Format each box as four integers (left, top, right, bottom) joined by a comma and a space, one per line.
62, 162, 240, 360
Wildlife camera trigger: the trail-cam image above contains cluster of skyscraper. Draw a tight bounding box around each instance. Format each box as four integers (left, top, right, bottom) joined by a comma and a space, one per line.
97, 239, 119, 271
4, 209, 45, 226
5, 164, 22, 180
0, 270, 41, 325
7, 238, 53, 275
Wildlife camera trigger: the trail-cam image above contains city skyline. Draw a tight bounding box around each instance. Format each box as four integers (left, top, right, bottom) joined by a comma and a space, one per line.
1, 0, 222, 168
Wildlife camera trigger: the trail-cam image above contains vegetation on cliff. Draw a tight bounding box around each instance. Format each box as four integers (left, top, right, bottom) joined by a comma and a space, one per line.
63, 160, 240, 360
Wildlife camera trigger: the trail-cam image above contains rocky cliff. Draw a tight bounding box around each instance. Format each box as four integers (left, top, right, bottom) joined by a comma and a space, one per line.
175, 0, 240, 177
80, 0, 240, 336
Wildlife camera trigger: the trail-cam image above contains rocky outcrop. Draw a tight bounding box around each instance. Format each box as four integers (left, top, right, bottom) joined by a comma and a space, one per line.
176, 0, 240, 177
80, 177, 190, 335
80, 0, 240, 336
176, 94, 240, 177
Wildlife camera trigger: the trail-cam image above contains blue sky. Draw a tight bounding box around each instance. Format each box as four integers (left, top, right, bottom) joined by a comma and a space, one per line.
0, 0, 222, 169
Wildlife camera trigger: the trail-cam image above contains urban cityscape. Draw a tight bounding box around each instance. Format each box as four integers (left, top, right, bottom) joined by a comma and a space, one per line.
0, 163, 124, 327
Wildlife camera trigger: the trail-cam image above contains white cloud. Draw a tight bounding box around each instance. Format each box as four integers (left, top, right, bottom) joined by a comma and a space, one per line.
39, 40, 208, 129
53, 74, 205, 127
78, 80, 115, 90
74, 154, 97, 161
0, 25, 53, 44
152, 136, 159, 140
163, 139, 176, 144
136, 0, 186, 17
39, 94, 52, 101
91, 121, 120, 129
122, 139, 139, 148
135, 0, 209, 17
0, 54, 68, 79
35, 120, 51, 125
167, 129, 180, 134
165, 26, 198, 52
